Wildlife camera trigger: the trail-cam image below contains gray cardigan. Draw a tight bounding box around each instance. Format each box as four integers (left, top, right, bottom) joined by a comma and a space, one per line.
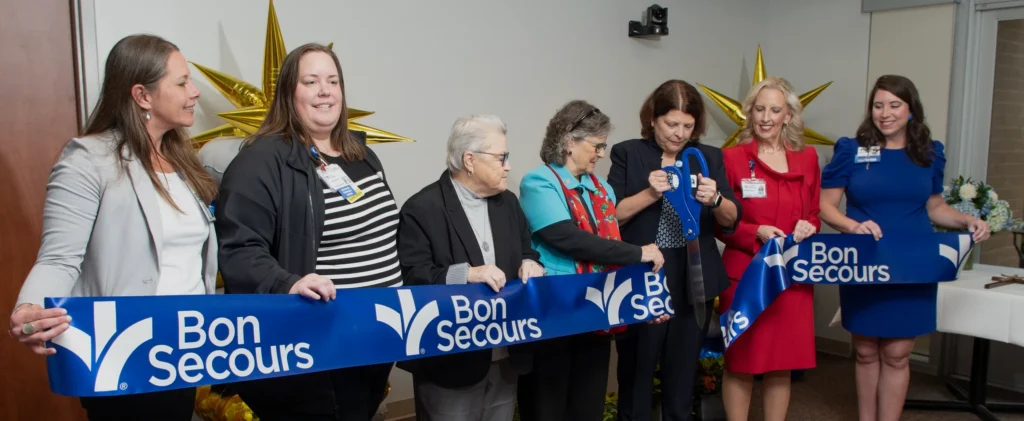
16, 132, 217, 307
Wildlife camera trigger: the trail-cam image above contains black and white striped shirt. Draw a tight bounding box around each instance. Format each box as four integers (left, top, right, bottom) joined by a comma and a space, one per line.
316, 156, 403, 288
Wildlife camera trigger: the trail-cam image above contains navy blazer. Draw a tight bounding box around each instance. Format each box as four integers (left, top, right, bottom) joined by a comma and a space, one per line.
396, 171, 539, 388
607, 138, 740, 304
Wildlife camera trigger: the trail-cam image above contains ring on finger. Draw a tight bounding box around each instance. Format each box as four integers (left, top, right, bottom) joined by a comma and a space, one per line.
21, 323, 36, 335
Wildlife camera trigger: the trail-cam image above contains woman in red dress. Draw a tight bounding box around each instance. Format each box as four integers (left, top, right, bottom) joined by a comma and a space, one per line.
716, 77, 820, 421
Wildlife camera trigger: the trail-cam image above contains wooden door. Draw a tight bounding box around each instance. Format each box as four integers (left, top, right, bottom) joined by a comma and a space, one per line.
0, 0, 85, 419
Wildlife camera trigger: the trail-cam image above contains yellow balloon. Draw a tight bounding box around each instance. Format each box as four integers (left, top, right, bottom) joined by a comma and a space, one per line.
698, 45, 835, 149
189, 0, 413, 148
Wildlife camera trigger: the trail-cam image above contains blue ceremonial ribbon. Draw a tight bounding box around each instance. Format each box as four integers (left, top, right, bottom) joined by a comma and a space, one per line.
44, 264, 670, 397
720, 232, 975, 350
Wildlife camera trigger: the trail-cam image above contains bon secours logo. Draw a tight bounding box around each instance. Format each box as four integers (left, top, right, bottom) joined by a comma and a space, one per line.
52, 302, 313, 392
376, 289, 541, 356
586, 272, 674, 325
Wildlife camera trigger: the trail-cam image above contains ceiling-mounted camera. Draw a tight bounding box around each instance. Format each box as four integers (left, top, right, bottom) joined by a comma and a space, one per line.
629, 4, 669, 38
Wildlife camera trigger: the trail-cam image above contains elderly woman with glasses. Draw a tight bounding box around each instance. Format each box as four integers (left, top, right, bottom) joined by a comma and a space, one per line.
516, 100, 665, 421
397, 114, 545, 421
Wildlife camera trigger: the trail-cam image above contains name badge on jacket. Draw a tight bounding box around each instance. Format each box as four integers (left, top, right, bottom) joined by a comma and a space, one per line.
316, 164, 364, 203
741, 178, 767, 198
855, 146, 881, 164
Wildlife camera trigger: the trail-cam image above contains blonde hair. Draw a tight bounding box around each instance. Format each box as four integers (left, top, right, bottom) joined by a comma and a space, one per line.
737, 76, 805, 151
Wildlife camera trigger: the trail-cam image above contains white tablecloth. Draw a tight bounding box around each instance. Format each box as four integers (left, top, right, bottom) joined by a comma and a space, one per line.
937, 264, 1024, 347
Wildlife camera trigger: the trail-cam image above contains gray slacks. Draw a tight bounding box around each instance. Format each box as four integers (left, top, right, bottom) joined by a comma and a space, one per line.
413, 359, 518, 421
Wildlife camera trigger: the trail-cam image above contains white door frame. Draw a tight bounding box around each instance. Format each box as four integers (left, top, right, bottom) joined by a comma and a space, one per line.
949, 1, 1024, 184
940, 0, 1024, 386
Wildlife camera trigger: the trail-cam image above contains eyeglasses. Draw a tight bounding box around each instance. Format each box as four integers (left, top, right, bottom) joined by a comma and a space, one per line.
583, 138, 608, 152
474, 151, 510, 166
568, 108, 601, 133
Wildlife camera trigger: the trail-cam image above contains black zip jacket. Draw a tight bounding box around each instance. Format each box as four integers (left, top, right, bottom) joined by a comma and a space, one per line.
216, 131, 387, 294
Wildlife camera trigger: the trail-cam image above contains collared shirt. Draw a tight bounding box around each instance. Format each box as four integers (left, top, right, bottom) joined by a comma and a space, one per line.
519, 163, 618, 276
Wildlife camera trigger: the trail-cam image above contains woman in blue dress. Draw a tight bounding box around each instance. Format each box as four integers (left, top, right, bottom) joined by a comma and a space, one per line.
820, 75, 990, 421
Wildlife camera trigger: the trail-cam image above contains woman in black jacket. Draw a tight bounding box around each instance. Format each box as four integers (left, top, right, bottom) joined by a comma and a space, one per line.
608, 80, 740, 421
397, 114, 545, 421
215, 43, 399, 421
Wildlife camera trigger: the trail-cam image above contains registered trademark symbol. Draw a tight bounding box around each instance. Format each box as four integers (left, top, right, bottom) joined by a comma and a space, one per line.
119, 383, 127, 391
420, 348, 425, 354
619, 319, 624, 323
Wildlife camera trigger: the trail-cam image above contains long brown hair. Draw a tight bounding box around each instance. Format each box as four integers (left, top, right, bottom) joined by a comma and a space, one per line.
248, 43, 363, 161
640, 80, 707, 141
856, 75, 932, 167
84, 34, 216, 206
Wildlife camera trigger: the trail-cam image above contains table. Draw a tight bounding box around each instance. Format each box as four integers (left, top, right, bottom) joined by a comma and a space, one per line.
904, 264, 1024, 420
1012, 229, 1024, 268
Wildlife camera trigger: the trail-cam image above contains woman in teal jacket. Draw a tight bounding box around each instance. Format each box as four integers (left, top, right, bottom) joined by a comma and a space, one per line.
516, 100, 664, 421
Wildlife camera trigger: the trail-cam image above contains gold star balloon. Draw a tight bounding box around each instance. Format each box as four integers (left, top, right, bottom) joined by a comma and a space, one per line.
698, 45, 833, 148
190, 0, 413, 148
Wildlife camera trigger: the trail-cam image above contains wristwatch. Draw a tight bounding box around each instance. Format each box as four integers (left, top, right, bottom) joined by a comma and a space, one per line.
711, 192, 723, 208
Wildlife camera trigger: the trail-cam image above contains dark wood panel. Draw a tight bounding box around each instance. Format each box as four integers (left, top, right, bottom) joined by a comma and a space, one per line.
0, 0, 85, 419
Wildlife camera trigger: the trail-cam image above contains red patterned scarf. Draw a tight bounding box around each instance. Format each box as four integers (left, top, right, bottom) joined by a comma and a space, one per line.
546, 165, 628, 334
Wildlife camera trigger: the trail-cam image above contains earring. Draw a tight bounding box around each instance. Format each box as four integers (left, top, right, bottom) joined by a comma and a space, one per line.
568, 151, 573, 156
145, 111, 151, 121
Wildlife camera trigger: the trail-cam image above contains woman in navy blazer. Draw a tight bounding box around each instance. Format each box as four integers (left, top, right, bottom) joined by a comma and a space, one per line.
608, 80, 740, 421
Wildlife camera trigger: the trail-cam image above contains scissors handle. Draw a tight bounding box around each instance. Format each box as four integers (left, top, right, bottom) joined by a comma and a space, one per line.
662, 147, 710, 241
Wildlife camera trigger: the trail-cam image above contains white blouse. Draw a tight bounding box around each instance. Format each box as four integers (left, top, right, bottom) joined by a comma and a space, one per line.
155, 173, 208, 296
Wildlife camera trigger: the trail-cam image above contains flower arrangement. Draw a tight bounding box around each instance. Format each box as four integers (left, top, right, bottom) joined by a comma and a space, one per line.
940, 176, 1022, 269
694, 348, 724, 395
195, 386, 258, 421
942, 176, 1020, 233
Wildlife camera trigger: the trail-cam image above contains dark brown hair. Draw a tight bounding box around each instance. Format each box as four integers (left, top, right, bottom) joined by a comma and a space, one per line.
85, 34, 216, 206
640, 80, 707, 141
249, 43, 362, 161
856, 75, 932, 167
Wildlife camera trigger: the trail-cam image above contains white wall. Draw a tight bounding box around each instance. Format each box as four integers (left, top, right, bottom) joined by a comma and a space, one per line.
759, 0, 873, 347
868, 4, 957, 143
85, 0, 875, 408
89, 0, 771, 203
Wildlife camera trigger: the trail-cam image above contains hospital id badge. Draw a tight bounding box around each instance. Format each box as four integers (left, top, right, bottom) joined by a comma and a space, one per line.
855, 146, 881, 164
741, 178, 767, 198
316, 164, 364, 203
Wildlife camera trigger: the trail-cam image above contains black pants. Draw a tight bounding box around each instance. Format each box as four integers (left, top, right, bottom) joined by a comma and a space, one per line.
80, 388, 196, 421
246, 362, 393, 421
517, 333, 611, 421
615, 300, 713, 421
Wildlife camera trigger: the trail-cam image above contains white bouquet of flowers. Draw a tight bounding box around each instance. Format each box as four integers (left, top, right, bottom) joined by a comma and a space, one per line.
941, 176, 1021, 233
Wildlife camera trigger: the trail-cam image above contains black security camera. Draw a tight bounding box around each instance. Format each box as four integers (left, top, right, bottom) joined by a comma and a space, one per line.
629, 4, 669, 38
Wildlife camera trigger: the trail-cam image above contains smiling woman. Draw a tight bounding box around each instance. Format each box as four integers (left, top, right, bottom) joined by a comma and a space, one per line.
8, 34, 219, 421
517, 100, 667, 421
214, 43, 401, 421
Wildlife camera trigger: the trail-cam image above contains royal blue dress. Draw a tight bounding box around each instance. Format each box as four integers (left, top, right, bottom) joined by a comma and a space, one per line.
821, 137, 945, 338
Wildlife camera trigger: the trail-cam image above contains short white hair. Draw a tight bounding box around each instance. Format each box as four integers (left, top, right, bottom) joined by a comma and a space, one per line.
446, 114, 507, 173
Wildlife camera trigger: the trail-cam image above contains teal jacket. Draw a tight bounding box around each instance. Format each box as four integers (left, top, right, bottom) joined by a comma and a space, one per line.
518, 163, 619, 275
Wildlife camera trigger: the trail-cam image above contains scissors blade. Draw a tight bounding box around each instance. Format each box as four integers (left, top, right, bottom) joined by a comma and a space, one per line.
686, 239, 707, 330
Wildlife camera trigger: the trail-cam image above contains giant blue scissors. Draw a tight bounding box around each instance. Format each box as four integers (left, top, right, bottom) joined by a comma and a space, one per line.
661, 147, 710, 329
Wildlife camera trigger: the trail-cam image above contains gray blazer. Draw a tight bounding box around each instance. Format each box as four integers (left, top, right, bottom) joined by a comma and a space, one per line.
16, 132, 217, 307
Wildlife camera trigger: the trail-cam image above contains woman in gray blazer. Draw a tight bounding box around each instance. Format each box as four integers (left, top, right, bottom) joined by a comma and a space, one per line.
7, 34, 218, 421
